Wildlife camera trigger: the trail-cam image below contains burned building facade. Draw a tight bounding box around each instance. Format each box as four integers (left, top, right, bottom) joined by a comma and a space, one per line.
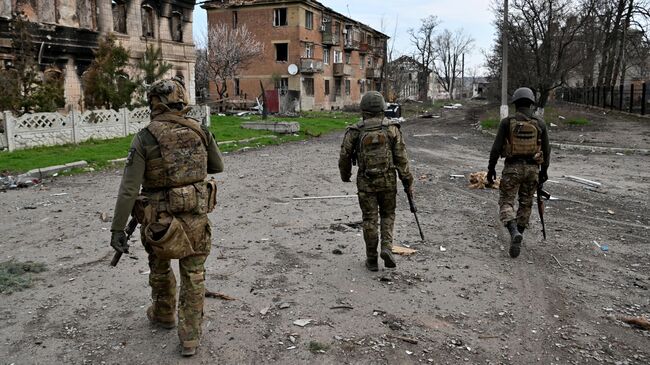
0, 0, 197, 110
204, 0, 389, 111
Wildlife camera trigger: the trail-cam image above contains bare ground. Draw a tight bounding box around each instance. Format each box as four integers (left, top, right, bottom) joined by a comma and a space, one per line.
1, 104, 649, 365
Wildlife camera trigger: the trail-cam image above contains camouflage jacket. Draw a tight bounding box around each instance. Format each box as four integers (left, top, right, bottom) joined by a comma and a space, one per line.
111, 110, 224, 232
339, 117, 413, 192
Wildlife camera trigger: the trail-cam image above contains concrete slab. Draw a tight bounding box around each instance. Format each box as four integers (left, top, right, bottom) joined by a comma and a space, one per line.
241, 122, 300, 134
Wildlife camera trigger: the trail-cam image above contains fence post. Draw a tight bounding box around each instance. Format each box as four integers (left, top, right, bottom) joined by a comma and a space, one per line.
642, 82, 647, 116
629, 84, 635, 113
4, 111, 15, 152
121, 107, 128, 136
70, 109, 79, 144
619, 84, 624, 110
203, 105, 211, 127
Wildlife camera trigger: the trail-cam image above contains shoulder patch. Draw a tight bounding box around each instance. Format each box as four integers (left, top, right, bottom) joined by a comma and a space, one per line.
125, 148, 136, 167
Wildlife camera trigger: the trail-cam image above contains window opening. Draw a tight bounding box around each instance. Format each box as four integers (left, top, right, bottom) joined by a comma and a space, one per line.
275, 43, 288, 62
273, 8, 287, 26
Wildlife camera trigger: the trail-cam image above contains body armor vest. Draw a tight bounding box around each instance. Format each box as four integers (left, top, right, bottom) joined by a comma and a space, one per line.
143, 118, 208, 189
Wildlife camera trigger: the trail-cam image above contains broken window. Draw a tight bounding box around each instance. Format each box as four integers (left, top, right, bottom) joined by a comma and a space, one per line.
360, 55, 365, 69
305, 43, 313, 58
112, 1, 127, 33
275, 43, 288, 62
232, 11, 238, 28
303, 78, 314, 96
335, 79, 341, 96
142, 3, 156, 38
324, 80, 330, 95
273, 8, 287, 27
234, 78, 240, 96
360, 80, 365, 94
305, 10, 313, 29
171, 11, 183, 42
345, 79, 350, 95
275, 77, 288, 91
78, 0, 97, 30
345, 52, 351, 65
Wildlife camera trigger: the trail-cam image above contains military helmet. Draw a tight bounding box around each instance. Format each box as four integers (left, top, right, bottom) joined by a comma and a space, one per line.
360, 91, 386, 113
148, 77, 188, 107
511, 87, 535, 105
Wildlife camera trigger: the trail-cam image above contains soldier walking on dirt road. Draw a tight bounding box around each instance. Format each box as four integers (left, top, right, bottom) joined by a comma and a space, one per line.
487, 87, 550, 258
110, 78, 224, 356
339, 91, 414, 271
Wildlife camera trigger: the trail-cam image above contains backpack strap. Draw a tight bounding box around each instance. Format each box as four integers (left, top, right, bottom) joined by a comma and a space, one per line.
152, 113, 209, 148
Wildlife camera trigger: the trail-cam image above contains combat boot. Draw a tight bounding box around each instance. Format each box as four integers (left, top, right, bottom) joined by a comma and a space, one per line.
146, 306, 175, 329
380, 248, 396, 268
181, 345, 197, 357
507, 220, 523, 258
366, 257, 379, 272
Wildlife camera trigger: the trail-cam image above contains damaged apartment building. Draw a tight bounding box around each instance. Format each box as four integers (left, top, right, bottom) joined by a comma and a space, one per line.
204, 0, 389, 112
0, 0, 197, 110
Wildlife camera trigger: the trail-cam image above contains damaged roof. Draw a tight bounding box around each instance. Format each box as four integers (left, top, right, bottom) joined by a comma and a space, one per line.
202, 0, 389, 39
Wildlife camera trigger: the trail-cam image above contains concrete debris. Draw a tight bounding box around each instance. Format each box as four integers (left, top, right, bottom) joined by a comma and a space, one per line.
564, 175, 602, 188
0, 175, 41, 190
332, 249, 343, 255
468, 171, 500, 189
279, 302, 291, 309
392, 246, 417, 256
293, 319, 313, 327
443, 103, 463, 109
99, 212, 111, 222
242, 121, 300, 134
440, 246, 447, 252
260, 306, 270, 315
293, 195, 356, 201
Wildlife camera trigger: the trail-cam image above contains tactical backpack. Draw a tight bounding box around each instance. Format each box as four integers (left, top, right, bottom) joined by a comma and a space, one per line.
502, 115, 543, 163
357, 123, 394, 178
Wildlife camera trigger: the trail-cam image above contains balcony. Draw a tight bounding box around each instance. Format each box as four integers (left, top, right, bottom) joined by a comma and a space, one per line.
366, 67, 381, 79
322, 33, 339, 46
299, 58, 323, 73
359, 43, 369, 53
333, 63, 352, 77
344, 40, 359, 50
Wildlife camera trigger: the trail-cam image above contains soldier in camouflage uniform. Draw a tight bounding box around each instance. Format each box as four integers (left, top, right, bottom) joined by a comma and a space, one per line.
487, 87, 550, 258
110, 78, 224, 356
339, 91, 414, 271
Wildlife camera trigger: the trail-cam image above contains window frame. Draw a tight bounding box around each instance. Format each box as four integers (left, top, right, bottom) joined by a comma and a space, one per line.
324, 79, 330, 96
305, 10, 313, 30
275, 43, 289, 62
141, 3, 156, 38
345, 79, 351, 96
323, 48, 330, 64
303, 77, 314, 96
273, 8, 288, 27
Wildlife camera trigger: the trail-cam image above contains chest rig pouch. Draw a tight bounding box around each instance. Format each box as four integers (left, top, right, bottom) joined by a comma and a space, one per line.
502, 116, 543, 164
358, 121, 394, 178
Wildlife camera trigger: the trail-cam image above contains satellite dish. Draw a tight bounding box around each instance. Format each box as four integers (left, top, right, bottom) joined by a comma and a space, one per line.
288, 64, 298, 75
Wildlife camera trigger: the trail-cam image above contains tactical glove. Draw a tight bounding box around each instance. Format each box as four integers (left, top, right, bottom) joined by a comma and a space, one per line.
487, 167, 497, 185
539, 168, 548, 184
110, 230, 129, 254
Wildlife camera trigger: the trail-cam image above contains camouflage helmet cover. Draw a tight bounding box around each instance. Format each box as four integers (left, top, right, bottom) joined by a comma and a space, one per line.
360, 91, 386, 113
148, 77, 188, 106
511, 87, 535, 105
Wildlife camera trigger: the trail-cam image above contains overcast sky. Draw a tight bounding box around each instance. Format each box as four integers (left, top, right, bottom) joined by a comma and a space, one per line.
193, 0, 497, 75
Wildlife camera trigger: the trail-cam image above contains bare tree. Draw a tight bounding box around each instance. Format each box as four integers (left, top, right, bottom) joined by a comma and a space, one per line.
408, 15, 439, 101
203, 24, 264, 101
432, 29, 474, 100
195, 48, 209, 103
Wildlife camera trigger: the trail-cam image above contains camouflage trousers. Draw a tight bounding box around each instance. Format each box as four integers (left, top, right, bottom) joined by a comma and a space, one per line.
358, 190, 396, 258
499, 163, 539, 227
142, 212, 212, 348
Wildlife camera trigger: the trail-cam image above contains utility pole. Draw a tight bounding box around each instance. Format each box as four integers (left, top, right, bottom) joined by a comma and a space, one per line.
500, 0, 509, 119
461, 53, 465, 99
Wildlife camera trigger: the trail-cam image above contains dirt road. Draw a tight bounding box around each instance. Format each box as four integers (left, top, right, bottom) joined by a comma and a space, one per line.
1, 105, 649, 364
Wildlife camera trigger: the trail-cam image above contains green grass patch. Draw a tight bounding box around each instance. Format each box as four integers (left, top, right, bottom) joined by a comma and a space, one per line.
0, 112, 358, 174
565, 117, 590, 126
308, 341, 330, 354
0, 260, 48, 294
480, 119, 500, 129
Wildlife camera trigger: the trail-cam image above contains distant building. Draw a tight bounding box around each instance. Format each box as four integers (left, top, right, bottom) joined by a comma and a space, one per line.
204, 0, 389, 112
0, 0, 197, 110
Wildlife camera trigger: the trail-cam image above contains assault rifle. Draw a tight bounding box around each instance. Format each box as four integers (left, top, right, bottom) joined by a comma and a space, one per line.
109, 216, 138, 267
405, 188, 425, 241
537, 184, 551, 240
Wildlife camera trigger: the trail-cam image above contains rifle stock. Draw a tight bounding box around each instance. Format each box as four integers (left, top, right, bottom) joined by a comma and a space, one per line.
110, 217, 138, 267
405, 188, 425, 241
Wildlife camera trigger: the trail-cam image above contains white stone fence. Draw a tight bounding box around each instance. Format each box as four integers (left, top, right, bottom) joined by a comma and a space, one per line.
0, 105, 210, 152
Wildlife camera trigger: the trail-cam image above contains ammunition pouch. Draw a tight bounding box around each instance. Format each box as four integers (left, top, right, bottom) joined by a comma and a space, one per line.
144, 214, 194, 260
166, 180, 218, 214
